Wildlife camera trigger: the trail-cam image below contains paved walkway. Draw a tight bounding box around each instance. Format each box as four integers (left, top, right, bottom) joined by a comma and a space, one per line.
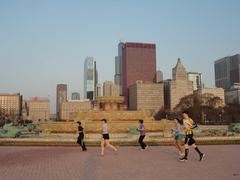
0, 145, 240, 180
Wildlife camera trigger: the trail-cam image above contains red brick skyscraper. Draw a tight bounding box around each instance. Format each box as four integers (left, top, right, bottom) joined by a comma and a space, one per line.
116, 42, 156, 107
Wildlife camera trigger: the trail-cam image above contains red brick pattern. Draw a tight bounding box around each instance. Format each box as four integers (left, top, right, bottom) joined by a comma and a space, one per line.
0, 146, 240, 180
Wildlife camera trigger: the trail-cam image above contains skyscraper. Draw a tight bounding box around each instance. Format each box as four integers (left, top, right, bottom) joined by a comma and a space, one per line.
118, 42, 156, 106
96, 84, 102, 97
164, 59, 193, 110
187, 72, 202, 90
56, 84, 67, 120
84, 57, 98, 100
214, 54, 240, 90
172, 58, 187, 80
156, 70, 163, 83
114, 56, 121, 91
114, 43, 124, 95
71, 92, 80, 100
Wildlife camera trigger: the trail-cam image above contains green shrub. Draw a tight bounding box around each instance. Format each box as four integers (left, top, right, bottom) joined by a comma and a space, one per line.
128, 127, 138, 135
228, 123, 240, 133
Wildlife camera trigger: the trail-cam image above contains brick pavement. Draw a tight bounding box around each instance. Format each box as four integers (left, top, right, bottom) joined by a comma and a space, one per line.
0, 145, 240, 180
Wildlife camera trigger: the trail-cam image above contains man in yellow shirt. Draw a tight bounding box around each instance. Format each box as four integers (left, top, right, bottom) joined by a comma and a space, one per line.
179, 111, 205, 162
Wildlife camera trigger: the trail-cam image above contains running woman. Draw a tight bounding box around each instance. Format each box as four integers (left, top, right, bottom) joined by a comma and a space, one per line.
100, 119, 117, 156
77, 121, 87, 151
138, 120, 147, 150
179, 111, 205, 162
172, 118, 184, 157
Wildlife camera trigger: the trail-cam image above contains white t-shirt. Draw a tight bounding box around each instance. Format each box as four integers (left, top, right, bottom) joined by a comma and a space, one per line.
102, 123, 108, 134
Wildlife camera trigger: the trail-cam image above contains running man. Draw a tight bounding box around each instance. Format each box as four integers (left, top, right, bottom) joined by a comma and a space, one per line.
100, 119, 117, 156
179, 111, 205, 162
77, 121, 87, 151
138, 120, 148, 150
172, 118, 184, 157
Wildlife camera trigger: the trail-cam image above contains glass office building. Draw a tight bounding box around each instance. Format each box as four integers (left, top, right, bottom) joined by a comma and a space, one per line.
84, 57, 98, 100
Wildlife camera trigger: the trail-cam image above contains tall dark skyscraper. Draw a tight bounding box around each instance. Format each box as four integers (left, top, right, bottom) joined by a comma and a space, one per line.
114, 56, 121, 91
114, 43, 124, 95
56, 84, 67, 120
116, 42, 156, 106
215, 54, 240, 90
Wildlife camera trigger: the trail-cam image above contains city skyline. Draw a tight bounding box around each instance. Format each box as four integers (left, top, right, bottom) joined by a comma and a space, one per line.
0, 0, 240, 112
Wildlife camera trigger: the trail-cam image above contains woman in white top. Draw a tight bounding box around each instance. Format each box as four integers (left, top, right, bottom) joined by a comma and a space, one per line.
100, 119, 117, 156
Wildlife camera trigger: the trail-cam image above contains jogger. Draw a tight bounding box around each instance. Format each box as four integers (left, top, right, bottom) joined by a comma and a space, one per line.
138, 120, 147, 150
179, 111, 205, 162
172, 118, 184, 156
77, 121, 87, 151
100, 119, 117, 156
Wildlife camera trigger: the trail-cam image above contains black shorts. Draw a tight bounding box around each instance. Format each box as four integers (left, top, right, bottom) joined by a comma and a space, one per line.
102, 134, 110, 140
184, 134, 196, 145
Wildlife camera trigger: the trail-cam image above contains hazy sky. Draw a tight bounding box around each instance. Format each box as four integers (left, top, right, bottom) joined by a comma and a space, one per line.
0, 0, 240, 113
